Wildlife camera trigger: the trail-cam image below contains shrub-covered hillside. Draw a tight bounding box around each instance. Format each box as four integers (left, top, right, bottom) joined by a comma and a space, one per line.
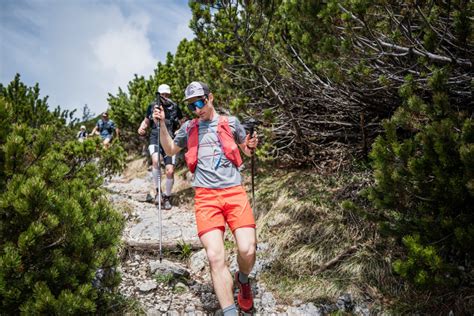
0, 75, 127, 314
1, 0, 472, 313
107, 1, 472, 313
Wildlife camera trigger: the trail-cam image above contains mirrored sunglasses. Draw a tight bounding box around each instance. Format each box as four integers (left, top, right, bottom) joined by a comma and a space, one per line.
187, 98, 206, 112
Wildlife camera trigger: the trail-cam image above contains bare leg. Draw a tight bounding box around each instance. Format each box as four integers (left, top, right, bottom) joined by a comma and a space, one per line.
150, 152, 160, 193
234, 227, 257, 275
151, 152, 160, 170
165, 164, 174, 196
165, 164, 174, 178
200, 229, 234, 309
103, 137, 111, 149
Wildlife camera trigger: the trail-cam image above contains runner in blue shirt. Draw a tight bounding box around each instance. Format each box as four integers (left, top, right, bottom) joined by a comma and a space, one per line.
90, 112, 118, 149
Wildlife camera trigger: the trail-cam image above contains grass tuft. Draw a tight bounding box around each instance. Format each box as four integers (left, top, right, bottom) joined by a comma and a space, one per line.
254, 166, 413, 309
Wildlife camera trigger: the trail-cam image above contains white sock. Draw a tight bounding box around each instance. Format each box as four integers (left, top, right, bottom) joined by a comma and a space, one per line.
152, 168, 161, 190
165, 178, 174, 196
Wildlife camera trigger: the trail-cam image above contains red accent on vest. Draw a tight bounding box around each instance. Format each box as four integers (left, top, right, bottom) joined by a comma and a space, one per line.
185, 116, 243, 173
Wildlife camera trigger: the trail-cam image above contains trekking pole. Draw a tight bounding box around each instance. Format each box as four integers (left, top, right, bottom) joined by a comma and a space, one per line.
153, 95, 163, 263
157, 124, 163, 263
249, 121, 256, 214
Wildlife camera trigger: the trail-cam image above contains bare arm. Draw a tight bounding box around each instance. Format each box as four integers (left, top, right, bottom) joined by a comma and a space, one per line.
138, 117, 150, 135
90, 126, 98, 136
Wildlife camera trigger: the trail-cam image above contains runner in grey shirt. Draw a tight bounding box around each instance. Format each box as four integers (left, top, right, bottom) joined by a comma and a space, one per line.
154, 81, 259, 315
174, 115, 246, 188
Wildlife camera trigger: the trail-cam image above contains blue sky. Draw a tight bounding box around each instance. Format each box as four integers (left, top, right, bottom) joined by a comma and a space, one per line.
0, 0, 194, 117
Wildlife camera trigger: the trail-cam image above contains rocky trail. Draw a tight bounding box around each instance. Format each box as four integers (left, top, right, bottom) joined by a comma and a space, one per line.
104, 159, 369, 315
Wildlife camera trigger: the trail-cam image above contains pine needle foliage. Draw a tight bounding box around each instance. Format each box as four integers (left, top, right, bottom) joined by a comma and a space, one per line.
368, 67, 473, 289
0, 75, 126, 314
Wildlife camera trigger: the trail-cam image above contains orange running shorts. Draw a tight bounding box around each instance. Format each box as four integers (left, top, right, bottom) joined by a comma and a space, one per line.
194, 185, 256, 237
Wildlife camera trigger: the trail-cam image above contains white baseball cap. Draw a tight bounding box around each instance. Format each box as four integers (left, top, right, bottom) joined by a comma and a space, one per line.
184, 81, 210, 101
158, 84, 171, 94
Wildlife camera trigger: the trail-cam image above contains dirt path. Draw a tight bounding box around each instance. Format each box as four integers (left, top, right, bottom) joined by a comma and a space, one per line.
104, 159, 293, 315
104, 158, 367, 315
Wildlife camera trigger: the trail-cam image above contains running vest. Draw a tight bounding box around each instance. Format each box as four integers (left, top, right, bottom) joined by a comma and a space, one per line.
185, 116, 243, 173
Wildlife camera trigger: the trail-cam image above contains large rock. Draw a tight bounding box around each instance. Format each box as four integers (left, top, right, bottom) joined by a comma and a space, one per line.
286, 303, 323, 315
149, 259, 190, 278
137, 280, 157, 292
189, 249, 208, 273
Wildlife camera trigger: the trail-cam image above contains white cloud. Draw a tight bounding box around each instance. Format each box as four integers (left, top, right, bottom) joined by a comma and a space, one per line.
90, 13, 156, 99
93, 26, 154, 76
0, 0, 194, 117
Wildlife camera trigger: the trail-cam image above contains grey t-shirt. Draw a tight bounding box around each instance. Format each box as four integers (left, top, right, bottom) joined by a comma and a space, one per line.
174, 114, 247, 189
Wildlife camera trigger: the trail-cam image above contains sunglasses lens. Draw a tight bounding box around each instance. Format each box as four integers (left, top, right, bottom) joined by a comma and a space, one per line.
194, 99, 205, 108
187, 99, 205, 111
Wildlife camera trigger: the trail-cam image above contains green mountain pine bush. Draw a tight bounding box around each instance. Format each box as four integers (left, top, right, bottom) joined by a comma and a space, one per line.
368, 68, 473, 288
0, 75, 126, 313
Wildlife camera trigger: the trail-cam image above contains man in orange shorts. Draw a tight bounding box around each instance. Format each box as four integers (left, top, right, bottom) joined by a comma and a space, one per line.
155, 81, 258, 315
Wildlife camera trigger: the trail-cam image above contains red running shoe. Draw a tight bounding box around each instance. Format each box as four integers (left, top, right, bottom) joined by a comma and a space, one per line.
235, 272, 253, 312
